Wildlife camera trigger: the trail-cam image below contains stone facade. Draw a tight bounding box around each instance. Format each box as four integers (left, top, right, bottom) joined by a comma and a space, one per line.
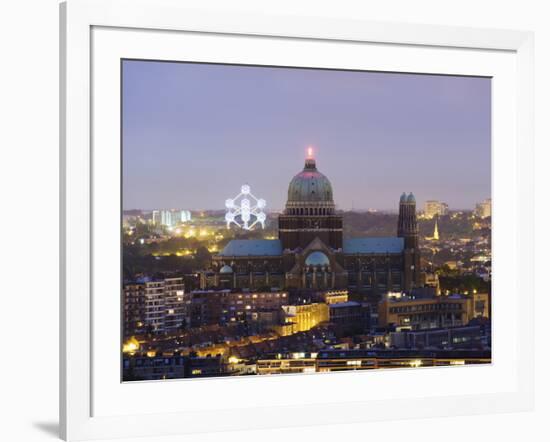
207, 153, 421, 297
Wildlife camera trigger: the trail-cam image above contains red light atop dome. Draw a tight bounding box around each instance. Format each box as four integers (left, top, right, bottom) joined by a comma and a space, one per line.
307, 146, 314, 159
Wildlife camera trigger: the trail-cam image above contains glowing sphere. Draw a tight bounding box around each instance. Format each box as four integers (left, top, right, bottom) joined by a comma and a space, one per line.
241, 184, 250, 195
257, 198, 266, 208
225, 199, 234, 209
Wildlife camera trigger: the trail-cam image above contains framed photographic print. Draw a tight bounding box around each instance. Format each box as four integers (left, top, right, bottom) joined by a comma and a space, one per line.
60, 0, 534, 440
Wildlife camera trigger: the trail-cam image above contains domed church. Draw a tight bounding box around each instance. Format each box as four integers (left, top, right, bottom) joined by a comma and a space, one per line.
208, 150, 421, 297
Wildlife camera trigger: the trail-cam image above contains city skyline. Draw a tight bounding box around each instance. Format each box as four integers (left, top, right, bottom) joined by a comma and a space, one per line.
123, 60, 491, 212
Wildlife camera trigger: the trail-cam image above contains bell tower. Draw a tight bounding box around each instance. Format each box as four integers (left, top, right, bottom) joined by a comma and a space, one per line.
397, 192, 421, 291
398, 192, 419, 248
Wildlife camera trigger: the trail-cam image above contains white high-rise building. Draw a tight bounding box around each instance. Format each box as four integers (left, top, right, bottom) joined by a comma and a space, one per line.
180, 210, 192, 223
124, 277, 185, 334
161, 210, 173, 226
152, 209, 192, 227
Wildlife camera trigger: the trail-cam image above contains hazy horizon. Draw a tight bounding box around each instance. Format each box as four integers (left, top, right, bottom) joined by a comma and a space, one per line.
123, 205, 483, 213
123, 60, 491, 212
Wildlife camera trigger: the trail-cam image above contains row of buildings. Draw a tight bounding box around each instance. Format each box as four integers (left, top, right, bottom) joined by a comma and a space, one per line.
151, 209, 192, 227
422, 198, 491, 219
123, 276, 489, 339
123, 281, 369, 338
123, 346, 491, 380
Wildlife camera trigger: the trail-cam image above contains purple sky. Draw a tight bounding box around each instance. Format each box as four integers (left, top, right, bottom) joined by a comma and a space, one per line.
122, 60, 491, 211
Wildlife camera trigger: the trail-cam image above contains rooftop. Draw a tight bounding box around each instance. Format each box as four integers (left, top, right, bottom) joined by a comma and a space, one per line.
219, 239, 283, 257
343, 237, 404, 254
329, 301, 361, 308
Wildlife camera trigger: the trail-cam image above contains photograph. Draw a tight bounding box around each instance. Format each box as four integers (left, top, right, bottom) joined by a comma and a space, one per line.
121, 59, 492, 381
2, 0, 543, 440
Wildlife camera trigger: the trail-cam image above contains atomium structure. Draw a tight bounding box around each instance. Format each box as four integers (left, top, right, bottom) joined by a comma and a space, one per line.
224, 184, 267, 230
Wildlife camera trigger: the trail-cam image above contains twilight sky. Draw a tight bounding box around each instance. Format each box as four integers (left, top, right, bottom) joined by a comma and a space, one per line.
122, 60, 491, 211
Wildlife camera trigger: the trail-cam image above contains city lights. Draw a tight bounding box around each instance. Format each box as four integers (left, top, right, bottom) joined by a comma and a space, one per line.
123, 153, 491, 382
122, 337, 140, 354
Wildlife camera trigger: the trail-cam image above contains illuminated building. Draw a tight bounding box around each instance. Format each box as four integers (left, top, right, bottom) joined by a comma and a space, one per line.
257, 353, 317, 375
123, 283, 146, 337
162, 210, 172, 226
320, 290, 349, 304
378, 292, 489, 330
152, 209, 192, 227
378, 293, 464, 330
123, 277, 185, 335
256, 349, 490, 374
182, 290, 288, 327
425, 217, 440, 241
275, 303, 330, 336
422, 272, 441, 295
163, 278, 186, 331
209, 149, 421, 295
122, 354, 187, 381
475, 198, 492, 218
185, 355, 224, 378
122, 354, 223, 381
180, 210, 192, 222
226, 358, 257, 375
466, 292, 490, 319
389, 324, 491, 349
143, 280, 166, 333
315, 349, 490, 372
424, 200, 449, 218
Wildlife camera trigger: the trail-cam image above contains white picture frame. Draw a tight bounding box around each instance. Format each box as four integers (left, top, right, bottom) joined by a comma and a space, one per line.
60, 0, 534, 440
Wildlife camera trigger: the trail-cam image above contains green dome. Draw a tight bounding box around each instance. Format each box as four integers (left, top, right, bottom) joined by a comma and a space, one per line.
286, 155, 334, 205
287, 169, 333, 203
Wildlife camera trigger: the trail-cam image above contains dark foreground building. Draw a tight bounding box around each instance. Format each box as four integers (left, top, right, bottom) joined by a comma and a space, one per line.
204, 151, 421, 296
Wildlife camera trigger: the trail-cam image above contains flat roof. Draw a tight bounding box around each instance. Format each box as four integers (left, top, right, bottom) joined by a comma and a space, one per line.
343, 237, 404, 254
219, 239, 283, 257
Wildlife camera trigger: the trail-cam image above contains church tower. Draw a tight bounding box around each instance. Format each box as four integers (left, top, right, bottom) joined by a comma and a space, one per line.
398, 192, 419, 248
433, 217, 440, 241
397, 192, 421, 291
278, 148, 343, 252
